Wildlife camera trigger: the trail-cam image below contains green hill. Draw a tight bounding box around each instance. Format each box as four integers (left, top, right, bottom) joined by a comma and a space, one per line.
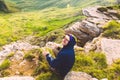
0, 0, 116, 46
5, 0, 116, 11
0, 7, 85, 46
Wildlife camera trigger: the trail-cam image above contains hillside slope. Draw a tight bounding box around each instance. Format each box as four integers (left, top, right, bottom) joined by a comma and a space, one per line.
0, 0, 9, 12
5, 0, 115, 11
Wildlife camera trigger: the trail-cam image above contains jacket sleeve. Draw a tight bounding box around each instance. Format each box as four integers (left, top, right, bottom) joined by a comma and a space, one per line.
46, 53, 62, 68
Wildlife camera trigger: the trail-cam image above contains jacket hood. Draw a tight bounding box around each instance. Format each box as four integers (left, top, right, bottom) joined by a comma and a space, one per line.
63, 34, 76, 49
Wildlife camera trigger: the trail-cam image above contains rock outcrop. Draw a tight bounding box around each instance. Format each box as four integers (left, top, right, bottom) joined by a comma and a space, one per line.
0, 41, 39, 64
65, 6, 119, 47
84, 38, 120, 65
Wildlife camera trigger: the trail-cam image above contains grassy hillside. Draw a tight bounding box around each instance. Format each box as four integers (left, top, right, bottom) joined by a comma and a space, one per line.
5, 0, 116, 11
0, 7, 85, 47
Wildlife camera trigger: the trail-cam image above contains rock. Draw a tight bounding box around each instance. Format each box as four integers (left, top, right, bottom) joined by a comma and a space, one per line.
64, 71, 98, 80
81, 20, 101, 37
19, 60, 27, 66
101, 78, 108, 80
65, 20, 101, 47
65, 6, 119, 47
101, 38, 120, 65
82, 6, 110, 19
84, 37, 101, 52
15, 71, 20, 75
84, 38, 120, 65
0, 41, 40, 64
0, 76, 34, 80
45, 42, 62, 57
92, 78, 98, 80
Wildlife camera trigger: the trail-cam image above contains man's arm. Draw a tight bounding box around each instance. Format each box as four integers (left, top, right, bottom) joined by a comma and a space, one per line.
42, 48, 62, 68
46, 54, 61, 68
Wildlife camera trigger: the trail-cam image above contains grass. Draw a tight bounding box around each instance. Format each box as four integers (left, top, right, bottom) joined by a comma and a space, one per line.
0, 59, 10, 70
0, 7, 85, 47
72, 51, 107, 79
4, 0, 113, 11
33, 50, 120, 80
102, 20, 120, 39
71, 51, 120, 80
1, 70, 10, 77
23, 52, 35, 61
106, 59, 120, 80
6, 52, 15, 59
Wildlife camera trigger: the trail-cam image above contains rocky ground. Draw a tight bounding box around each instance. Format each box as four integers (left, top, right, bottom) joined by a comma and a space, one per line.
0, 76, 34, 80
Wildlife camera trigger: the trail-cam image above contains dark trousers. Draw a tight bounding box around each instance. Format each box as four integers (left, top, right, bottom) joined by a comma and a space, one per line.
50, 67, 65, 80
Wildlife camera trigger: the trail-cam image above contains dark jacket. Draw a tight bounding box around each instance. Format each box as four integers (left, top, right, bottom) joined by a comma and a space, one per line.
46, 35, 76, 78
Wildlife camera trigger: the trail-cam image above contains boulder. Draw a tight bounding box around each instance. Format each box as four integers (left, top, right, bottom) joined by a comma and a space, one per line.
65, 20, 101, 47
84, 38, 120, 65
64, 71, 98, 80
101, 38, 120, 65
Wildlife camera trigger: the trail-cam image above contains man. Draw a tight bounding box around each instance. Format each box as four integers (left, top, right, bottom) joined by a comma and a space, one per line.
42, 34, 76, 79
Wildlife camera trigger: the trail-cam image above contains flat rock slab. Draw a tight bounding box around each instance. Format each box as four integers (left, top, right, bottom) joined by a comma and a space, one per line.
101, 38, 120, 65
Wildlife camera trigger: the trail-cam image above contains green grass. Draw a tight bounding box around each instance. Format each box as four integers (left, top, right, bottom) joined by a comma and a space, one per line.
72, 51, 107, 79
102, 20, 120, 39
1, 70, 10, 77
0, 7, 85, 47
5, 0, 115, 11
23, 52, 35, 61
0, 59, 10, 70
6, 52, 15, 59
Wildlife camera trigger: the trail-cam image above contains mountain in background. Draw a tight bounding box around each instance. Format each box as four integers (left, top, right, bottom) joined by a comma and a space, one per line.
5, 0, 116, 11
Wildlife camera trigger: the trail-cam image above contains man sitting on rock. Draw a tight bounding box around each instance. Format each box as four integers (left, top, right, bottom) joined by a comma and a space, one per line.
42, 34, 76, 80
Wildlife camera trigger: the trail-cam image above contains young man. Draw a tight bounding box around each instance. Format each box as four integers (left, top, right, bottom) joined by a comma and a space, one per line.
42, 34, 76, 79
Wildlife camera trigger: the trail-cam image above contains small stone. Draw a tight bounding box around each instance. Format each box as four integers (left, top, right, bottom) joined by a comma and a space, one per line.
15, 71, 20, 75
101, 78, 108, 80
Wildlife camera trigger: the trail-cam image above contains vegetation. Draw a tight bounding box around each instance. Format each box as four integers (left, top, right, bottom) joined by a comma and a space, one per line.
24, 52, 35, 61
102, 20, 120, 39
33, 50, 120, 80
23, 48, 42, 61
0, 7, 85, 47
106, 59, 120, 80
5, 0, 115, 11
6, 52, 15, 59
72, 51, 107, 79
0, 0, 9, 12
97, 7, 108, 12
1, 70, 10, 77
0, 59, 10, 70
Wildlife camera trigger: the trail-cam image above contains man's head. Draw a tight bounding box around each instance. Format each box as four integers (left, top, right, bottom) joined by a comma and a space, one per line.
62, 34, 76, 47
62, 35, 70, 46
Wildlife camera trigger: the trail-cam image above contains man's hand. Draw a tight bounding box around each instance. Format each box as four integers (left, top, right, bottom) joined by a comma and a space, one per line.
41, 47, 49, 57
